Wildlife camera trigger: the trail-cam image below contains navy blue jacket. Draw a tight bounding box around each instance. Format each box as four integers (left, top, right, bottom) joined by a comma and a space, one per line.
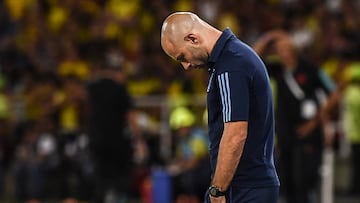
206, 28, 280, 188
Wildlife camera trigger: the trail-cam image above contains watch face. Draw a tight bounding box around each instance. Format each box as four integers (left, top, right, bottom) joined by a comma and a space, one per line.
209, 187, 217, 196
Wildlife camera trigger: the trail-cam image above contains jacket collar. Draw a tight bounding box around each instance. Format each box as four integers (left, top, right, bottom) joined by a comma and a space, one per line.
208, 28, 234, 66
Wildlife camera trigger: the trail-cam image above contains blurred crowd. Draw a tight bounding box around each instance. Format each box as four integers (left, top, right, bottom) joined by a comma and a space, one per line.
0, 0, 360, 203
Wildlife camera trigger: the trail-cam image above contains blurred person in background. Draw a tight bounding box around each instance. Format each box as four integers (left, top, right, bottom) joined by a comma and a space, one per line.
253, 30, 336, 203
87, 45, 145, 203
340, 65, 360, 196
161, 12, 280, 203
12, 119, 58, 203
13, 122, 40, 202
321, 57, 360, 197
12, 74, 61, 203
55, 73, 92, 203
167, 106, 210, 203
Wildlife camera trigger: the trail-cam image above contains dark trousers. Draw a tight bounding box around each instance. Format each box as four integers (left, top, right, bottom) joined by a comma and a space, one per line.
204, 186, 279, 203
278, 143, 322, 203
92, 158, 134, 203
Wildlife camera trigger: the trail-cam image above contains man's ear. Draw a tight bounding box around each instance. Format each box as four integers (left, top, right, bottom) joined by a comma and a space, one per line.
184, 34, 199, 44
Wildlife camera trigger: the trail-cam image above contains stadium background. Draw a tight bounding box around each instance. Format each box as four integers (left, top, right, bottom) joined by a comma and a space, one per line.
0, 0, 360, 202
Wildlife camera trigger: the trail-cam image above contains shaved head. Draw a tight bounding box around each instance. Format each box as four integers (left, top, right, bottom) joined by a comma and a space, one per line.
162, 13, 200, 45
160, 12, 222, 69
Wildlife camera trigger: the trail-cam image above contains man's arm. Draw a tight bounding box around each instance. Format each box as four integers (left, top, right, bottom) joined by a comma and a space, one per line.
211, 121, 248, 191
253, 30, 290, 55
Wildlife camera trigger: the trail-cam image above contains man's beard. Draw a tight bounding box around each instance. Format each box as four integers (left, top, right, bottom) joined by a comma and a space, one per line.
191, 56, 209, 69
190, 63, 208, 69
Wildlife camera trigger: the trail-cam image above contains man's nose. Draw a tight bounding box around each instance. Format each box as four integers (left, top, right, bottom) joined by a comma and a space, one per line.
181, 62, 191, 70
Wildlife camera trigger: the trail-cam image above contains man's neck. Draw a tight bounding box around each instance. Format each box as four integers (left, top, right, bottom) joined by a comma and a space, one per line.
206, 29, 222, 56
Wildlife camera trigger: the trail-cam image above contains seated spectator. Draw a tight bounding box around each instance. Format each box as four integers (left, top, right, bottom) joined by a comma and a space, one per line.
167, 106, 210, 203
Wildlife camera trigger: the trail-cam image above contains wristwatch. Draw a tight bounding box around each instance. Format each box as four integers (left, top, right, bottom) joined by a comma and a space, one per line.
208, 185, 226, 197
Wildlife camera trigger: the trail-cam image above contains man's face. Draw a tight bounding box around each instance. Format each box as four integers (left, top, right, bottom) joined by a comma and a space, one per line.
275, 38, 295, 62
163, 39, 208, 70
179, 45, 209, 70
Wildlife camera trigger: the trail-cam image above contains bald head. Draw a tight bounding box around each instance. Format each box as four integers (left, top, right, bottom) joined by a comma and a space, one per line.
160, 12, 222, 69
162, 12, 201, 43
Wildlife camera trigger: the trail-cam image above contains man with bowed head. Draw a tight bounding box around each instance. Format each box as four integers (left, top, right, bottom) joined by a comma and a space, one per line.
160, 12, 280, 203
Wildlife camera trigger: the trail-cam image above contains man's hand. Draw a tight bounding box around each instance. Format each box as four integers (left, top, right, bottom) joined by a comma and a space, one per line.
252, 29, 292, 59
210, 195, 226, 203
296, 118, 318, 138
